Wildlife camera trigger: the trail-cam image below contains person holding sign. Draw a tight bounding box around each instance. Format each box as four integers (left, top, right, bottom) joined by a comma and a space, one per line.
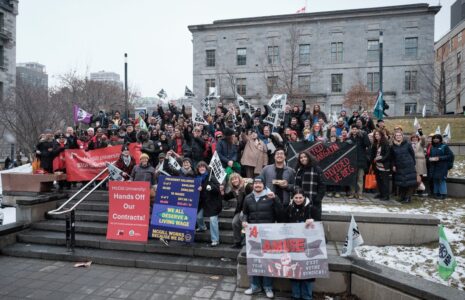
195, 161, 222, 247
283, 188, 316, 300
242, 176, 283, 298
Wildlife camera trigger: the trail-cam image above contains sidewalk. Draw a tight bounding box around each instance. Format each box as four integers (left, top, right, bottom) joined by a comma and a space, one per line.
0, 256, 292, 300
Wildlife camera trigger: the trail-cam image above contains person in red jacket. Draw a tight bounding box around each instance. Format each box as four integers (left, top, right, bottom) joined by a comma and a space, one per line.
114, 144, 136, 180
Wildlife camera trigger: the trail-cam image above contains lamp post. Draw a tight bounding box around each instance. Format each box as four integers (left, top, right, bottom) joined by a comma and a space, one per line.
124, 53, 128, 120
379, 31, 383, 94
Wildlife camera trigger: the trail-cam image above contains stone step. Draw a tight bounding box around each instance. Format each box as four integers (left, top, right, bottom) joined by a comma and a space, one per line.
47, 210, 234, 230
1, 243, 236, 276
17, 230, 240, 259
32, 220, 236, 244
55, 200, 236, 218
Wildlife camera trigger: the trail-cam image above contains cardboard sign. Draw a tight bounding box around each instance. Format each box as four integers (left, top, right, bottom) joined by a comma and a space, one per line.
150, 175, 201, 242
106, 181, 151, 242
246, 222, 329, 279
287, 141, 357, 186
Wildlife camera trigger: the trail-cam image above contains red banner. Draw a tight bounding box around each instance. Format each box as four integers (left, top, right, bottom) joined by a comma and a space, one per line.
107, 181, 150, 242
65, 144, 141, 181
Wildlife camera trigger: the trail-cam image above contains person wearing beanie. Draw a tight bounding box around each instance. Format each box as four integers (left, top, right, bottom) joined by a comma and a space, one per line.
426, 134, 454, 199
242, 175, 282, 298
130, 152, 156, 185
115, 144, 136, 180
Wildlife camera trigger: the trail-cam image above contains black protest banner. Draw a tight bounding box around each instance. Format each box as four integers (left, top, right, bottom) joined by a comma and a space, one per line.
287, 141, 357, 186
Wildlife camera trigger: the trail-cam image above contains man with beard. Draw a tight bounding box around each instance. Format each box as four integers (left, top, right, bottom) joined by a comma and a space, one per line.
242, 176, 282, 299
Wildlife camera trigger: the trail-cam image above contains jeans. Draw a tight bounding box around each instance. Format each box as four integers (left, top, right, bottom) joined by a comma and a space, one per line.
375, 169, 390, 198
290, 279, 313, 300
250, 276, 273, 291
232, 212, 243, 244
433, 179, 447, 195
197, 209, 219, 242
209, 215, 219, 242
196, 209, 207, 230
351, 168, 365, 194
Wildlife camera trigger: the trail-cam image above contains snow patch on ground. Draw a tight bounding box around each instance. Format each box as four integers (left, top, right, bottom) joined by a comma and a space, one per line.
0, 207, 16, 225
323, 200, 465, 290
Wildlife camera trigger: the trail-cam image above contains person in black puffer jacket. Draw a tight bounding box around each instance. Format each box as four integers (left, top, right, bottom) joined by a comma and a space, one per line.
282, 188, 316, 300
390, 131, 416, 203
242, 176, 283, 298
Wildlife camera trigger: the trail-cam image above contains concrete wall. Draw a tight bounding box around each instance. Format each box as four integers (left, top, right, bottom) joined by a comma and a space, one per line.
351, 274, 420, 300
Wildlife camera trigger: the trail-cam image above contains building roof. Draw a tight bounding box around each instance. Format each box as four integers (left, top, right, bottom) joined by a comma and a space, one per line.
188, 3, 440, 32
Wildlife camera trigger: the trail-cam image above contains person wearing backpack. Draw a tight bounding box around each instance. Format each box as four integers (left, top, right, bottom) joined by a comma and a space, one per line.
426, 134, 454, 199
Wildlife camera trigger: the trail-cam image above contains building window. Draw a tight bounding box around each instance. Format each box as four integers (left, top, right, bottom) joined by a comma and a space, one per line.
367, 40, 379, 62
299, 44, 310, 65
267, 46, 279, 64
367, 72, 380, 92
458, 51, 462, 65
457, 93, 461, 111
237, 48, 246, 66
404, 103, 417, 114
458, 73, 461, 87
331, 42, 343, 63
0, 13, 4, 31
331, 74, 343, 93
267, 76, 278, 94
205, 79, 215, 96
298, 75, 311, 93
459, 32, 463, 43
0, 81, 3, 101
405, 37, 418, 58
206, 49, 216, 67
236, 78, 247, 96
404, 71, 417, 92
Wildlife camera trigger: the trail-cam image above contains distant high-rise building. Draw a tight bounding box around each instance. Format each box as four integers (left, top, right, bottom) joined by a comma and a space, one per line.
90, 70, 122, 87
451, 0, 465, 30
16, 62, 48, 88
0, 0, 18, 161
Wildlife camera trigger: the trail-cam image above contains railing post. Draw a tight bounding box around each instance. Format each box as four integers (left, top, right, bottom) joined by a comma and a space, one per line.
65, 213, 71, 252
70, 210, 75, 252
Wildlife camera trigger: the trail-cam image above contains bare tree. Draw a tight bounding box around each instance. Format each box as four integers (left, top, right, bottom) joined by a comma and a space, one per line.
343, 81, 376, 111
420, 52, 464, 114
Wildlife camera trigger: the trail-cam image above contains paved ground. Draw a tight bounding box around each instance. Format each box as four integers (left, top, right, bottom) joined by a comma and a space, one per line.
0, 256, 293, 300
324, 192, 422, 206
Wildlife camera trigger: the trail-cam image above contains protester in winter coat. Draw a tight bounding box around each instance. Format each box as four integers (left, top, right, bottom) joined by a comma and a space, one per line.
36, 129, 59, 173
114, 144, 136, 180
410, 132, 427, 195
240, 130, 268, 178
185, 126, 206, 166
242, 176, 283, 299
195, 161, 222, 247
370, 130, 391, 200
180, 157, 195, 177
221, 173, 250, 249
390, 132, 417, 203
260, 148, 295, 207
130, 153, 156, 185
311, 105, 327, 124
294, 151, 326, 221
138, 130, 156, 165
427, 134, 454, 199
347, 125, 371, 199
283, 188, 316, 300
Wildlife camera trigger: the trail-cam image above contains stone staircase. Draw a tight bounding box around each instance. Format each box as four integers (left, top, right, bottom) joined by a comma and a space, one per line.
2, 190, 239, 275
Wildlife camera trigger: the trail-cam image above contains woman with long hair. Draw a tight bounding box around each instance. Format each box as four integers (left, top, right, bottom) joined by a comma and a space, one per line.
410, 133, 427, 196
294, 151, 326, 221
370, 130, 391, 200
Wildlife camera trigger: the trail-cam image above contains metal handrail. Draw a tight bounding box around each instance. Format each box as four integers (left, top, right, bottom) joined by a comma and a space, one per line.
48, 167, 108, 215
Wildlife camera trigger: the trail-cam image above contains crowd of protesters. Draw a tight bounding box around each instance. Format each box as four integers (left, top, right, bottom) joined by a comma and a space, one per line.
34, 100, 455, 299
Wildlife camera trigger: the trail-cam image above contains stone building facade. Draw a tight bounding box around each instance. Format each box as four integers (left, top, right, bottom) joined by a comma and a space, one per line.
188, 3, 440, 116
435, 5, 465, 114
0, 0, 18, 162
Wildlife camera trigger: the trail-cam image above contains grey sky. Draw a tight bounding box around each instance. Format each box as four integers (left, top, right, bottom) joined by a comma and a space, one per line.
17, 0, 451, 98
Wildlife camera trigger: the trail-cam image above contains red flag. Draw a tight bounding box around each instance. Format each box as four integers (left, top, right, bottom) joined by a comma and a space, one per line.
296, 6, 306, 13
